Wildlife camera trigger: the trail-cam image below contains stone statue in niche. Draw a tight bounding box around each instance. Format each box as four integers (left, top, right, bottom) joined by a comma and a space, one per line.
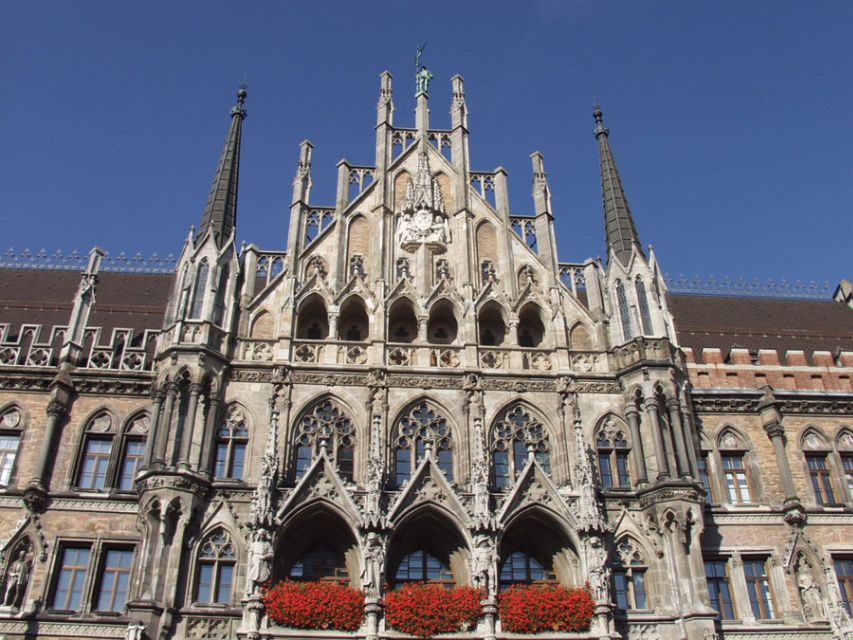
248, 529, 273, 591
472, 533, 498, 596
2, 548, 30, 607
396, 152, 450, 251
796, 557, 825, 622
360, 532, 384, 595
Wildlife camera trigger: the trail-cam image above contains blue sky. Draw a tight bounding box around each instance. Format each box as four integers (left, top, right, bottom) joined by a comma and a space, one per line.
1, 1, 851, 287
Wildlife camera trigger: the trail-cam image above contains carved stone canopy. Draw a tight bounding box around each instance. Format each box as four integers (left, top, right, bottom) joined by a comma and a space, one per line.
396, 152, 449, 252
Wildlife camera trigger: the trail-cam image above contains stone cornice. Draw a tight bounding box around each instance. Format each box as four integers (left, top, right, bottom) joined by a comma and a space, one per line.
691, 389, 853, 415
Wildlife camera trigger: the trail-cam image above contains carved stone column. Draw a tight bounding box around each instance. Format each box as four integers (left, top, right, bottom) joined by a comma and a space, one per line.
200, 396, 222, 476
27, 400, 67, 494
154, 382, 178, 465
142, 389, 165, 468
177, 383, 201, 468
667, 399, 691, 478
625, 404, 648, 485
644, 398, 670, 480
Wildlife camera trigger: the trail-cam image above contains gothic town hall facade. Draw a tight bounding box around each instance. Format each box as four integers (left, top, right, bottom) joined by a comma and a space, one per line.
0, 70, 852, 640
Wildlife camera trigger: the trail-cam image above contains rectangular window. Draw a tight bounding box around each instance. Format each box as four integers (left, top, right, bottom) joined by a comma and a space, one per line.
616, 452, 631, 487
229, 441, 246, 479
0, 434, 20, 485
96, 548, 133, 612
598, 453, 614, 488
437, 449, 453, 482
52, 546, 91, 611
196, 560, 234, 604
118, 440, 145, 491
721, 453, 751, 504
806, 454, 836, 505
613, 568, 647, 610
294, 445, 312, 481
698, 453, 713, 503
840, 454, 853, 500
705, 559, 736, 620
835, 557, 853, 615
743, 558, 774, 620
395, 448, 411, 486
337, 445, 354, 482
78, 439, 113, 490
494, 451, 509, 489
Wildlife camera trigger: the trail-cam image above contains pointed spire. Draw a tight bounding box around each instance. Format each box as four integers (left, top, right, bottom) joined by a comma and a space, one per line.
376, 71, 394, 126
291, 140, 313, 205
450, 74, 467, 130
594, 105, 642, 266
530, 151, 551, 216
196, 84, 247, 247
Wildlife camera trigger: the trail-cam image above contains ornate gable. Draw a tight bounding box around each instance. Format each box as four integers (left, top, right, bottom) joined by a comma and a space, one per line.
276, 453, 361, 527
497, 456, 568, 525
387, 455, 470, 528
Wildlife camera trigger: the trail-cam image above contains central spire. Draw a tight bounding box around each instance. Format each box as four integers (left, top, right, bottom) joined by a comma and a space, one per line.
594, 105, 642, 266
196, 84, 247, 247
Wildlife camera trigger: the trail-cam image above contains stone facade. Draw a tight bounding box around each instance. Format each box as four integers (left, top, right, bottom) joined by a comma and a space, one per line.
0, 69, 850, 640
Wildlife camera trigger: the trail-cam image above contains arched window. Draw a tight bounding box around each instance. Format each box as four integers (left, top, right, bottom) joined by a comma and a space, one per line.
635, 277, 653, 335
499, 551, 556, 591
838, 429, 853, 501
296, 295, 329, 340
394, 402, 452, 486
289, 544, 348, 582
718, 429, 753, 504
596, 419, 631, 489
338, 297, 369, 342
195, 530, 236, 604
394, 549, 453, 588
492, 405, 550, 489
477, 302, 506, 346
0, 406, 24, 486
388, 298, 417, 343
189, 260, 209, 320
616, 280, 633, 341
613, 539, 648, 611
294, 399, 355, 482
212, 263, 230, 326
802, 429, 838, 506
427, 300, 458, 345
76, 412, 115, 491
214, 406, 249, 480
517, 304, 545, 348
117, 413, 149, 491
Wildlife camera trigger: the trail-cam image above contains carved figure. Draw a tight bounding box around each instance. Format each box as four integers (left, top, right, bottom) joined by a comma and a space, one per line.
416, 66, 433, 95
125, 621, 146, 640
797, 559, 824, 621
2, 549, 29, 607
248, 529, 273, 587
361, 532, 385, 594
472, 534, 498, 596
586, 536, 610, 603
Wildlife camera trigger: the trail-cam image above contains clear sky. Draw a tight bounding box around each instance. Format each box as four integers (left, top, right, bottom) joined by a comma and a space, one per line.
1, 1, 851, 288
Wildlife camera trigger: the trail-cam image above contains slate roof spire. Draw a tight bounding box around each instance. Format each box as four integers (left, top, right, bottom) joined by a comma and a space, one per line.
196, 84, 247, 246
594, 104, 643, 266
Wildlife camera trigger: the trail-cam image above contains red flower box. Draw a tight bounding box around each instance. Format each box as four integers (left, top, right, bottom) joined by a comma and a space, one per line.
499, 584, 594, 634
384, 583, 483, 637
263, 580, 365, 631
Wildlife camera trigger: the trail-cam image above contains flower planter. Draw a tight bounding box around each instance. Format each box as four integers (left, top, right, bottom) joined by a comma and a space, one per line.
498, 585, 594, 634
384, 584, 484, 638
263, 580, 365, 631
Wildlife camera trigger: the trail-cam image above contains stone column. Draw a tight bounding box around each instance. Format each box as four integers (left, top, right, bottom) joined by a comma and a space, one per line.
729, 552, 751, 623
644, 398, 670, 480
667, 399, 691, 478
177, 383, 201, 468
765, 423, 798, 501
154, 383, 178, 464
142, 390, 164, 468
200, 396, 222, 476
28, 401, 67, 492
625, 404, 647, 485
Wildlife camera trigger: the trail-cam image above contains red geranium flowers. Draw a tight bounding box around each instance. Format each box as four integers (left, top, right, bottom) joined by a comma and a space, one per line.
263, 580, 365, 631
384, 583, 483, 637
499, 584, 594, 634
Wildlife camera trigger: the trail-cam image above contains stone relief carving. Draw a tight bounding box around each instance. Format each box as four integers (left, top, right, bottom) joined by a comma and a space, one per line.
396, 152, 450, 251
471, 533, 498, 597
360, 531, 385, 595
1, 546, 30, 607
795, 555, 825, 622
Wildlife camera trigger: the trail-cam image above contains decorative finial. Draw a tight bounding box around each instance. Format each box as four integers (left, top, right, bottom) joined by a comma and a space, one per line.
593, 104, 607, 137
232, 81, 248, 117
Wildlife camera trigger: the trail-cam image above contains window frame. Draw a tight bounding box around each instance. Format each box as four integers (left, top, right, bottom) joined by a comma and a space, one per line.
213, 420, 249, 481
292, 399, 356, 483
193, 529, 238, 607
394, 402, 453, 487
499, 550, 557, 592
596, 429, 632, 490
704, 557, 737, 621
612, 539, 650, 613
834, 555, 853, 616
75, 436, 115, 492
49, 543, 94, 613
491, 405, 550, 490
392, 548, 454, 589
742, 556, 776, 621
93, 546, 135, 614
0, 406, 25, 488
805, 452, 838, 506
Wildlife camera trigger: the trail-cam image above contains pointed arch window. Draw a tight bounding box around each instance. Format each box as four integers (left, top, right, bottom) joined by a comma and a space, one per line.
76, 413, 115, 491
718, 430, 753, 504
616, 280, 633, 341
212, 263, 230, 326
189, 260, 209, 320
802, 430, 838, 506
394, 402, 452, 486
499, 551, 556, 591
635, 277, 653, 335
492, 406, 550, 489
840, 431, 853, 501
596, 421, 631, 489
613, 539, 648, 611
214, 406, 249, 480
0, 407, 24, 486
294, 399, 355, 482
118, 413, 149, 491
195, 530, 236, 604
289, 544, 348, 582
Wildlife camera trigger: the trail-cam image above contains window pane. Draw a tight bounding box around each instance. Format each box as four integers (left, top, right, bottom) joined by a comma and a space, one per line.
53, 547, 90, 611
616, 452, 630, 487
494, 451, 509, 489
338, 445, 354, 482
97, 549, 133, 612
633, 571, 647, 609
79, 439, 112, 490
217, 564, 233, 603
0, 434, 20, 485
513, 440, 527, 475
197, 563, 213, 603
437, 449, 453, 482
599, 453, 613, 488
613, 571, 629, 610
118, 440, 145, 491
295, 445, 312, 480
395, 447, 411, 486
230, 442, 246, 479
